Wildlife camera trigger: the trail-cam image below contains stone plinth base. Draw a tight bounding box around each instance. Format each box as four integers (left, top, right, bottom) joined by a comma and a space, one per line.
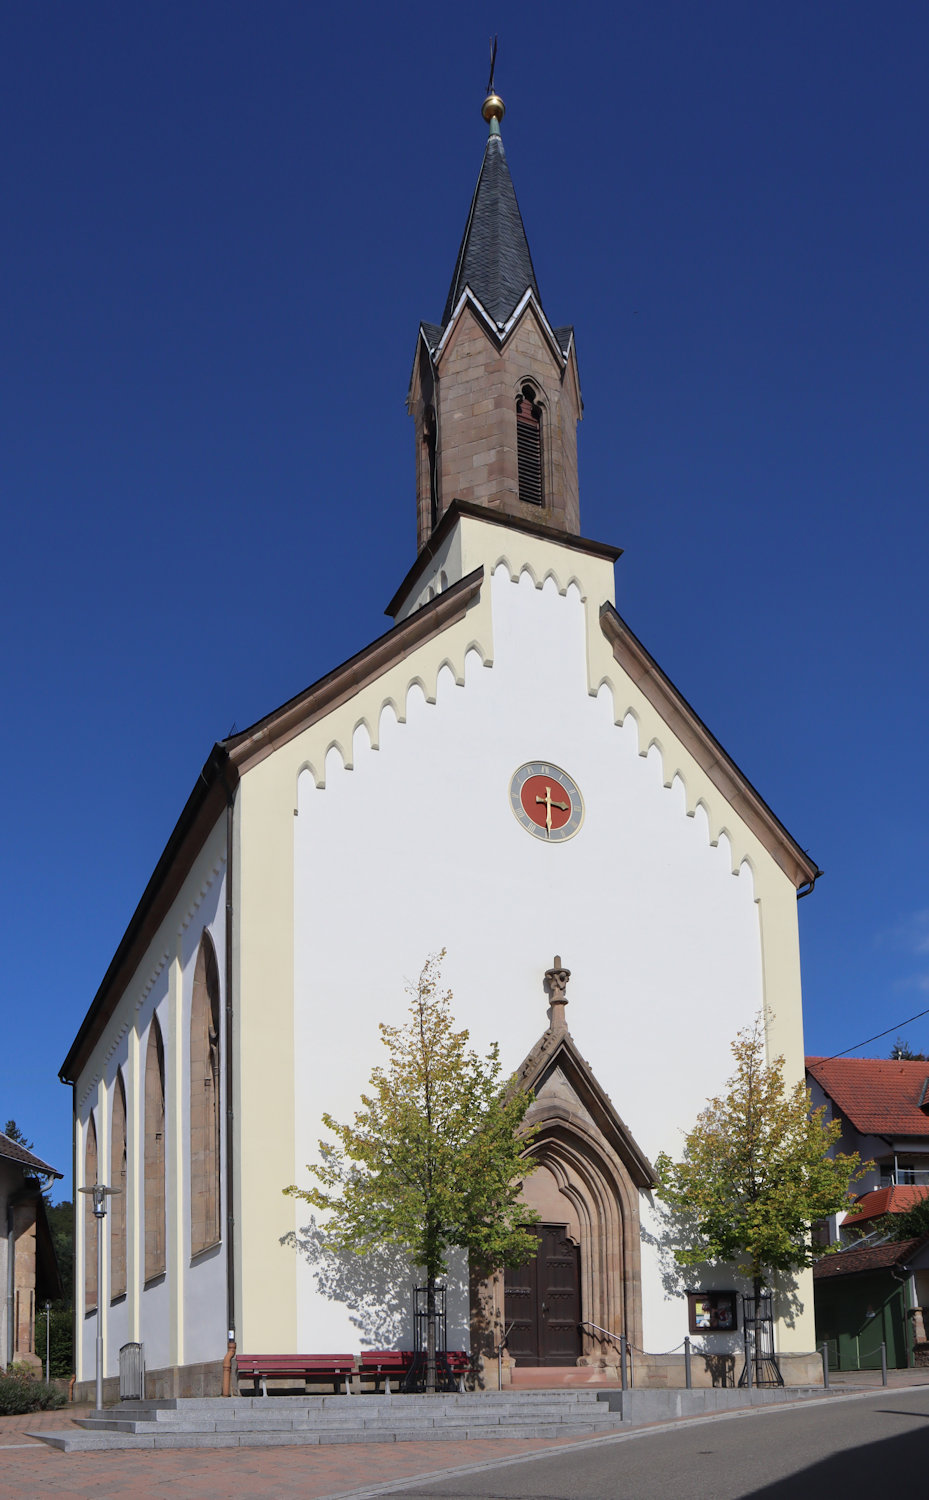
487, 1350, 824, 1391
74, 1358, 225, 1405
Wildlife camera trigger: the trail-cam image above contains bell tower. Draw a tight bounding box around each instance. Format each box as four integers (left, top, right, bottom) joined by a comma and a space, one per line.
408, 88, 583, 554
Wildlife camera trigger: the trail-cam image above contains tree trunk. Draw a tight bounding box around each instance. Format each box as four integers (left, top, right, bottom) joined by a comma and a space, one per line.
753, 1275, 763, 1389
426, 1276, 437, 1396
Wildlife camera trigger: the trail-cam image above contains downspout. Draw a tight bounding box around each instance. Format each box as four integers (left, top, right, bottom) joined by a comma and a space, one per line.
797, 868, 824, 900
71, 1079, 77, 1377
221, 765, 237, 1349
6, 1203, 14, 1367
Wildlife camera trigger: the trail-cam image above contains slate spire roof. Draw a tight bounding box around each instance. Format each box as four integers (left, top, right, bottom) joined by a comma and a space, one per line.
441, 120, 543, 329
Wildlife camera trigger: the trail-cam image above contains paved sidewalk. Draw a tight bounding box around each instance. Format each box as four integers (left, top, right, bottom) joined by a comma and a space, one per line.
0, 1404, 93, 1447
0, 1430, 593, 1499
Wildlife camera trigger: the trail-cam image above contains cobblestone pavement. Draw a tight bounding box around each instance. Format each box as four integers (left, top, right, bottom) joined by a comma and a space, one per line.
0, 1430, 593, 1499
0, 1404, 94, 1445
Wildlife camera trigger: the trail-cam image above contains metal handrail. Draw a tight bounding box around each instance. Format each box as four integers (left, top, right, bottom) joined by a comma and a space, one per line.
580, 1319, 623, 1344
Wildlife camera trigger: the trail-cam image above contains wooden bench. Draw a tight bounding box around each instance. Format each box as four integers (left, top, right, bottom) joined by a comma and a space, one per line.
358, 1349, 414, 1393
361, 1349, 469, 1392
236, 1354, 356, 1396
442, 1350, 470, 1390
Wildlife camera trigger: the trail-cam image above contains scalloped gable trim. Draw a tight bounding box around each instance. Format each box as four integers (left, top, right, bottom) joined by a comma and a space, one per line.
386, 501, 620, 620
61, 573, 485, 1081
223, 568, 484, 774
599, 603, 820, 892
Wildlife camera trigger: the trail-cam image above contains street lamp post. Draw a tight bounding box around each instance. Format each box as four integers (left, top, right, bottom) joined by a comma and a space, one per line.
78, 1184, 121, 1411
44, 1299, 51, 1384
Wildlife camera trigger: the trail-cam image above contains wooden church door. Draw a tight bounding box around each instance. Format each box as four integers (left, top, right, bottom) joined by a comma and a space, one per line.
504, 1224, 582, 1365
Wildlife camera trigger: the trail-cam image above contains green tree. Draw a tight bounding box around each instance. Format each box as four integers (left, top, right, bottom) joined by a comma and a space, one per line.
889, 1040, 927, 1061
656, 1017, 869, 1374
34, 1304, 73, 1381
874, 1194, 929, 1243
4, 1119, 34, 1151
285, 952, 539, 1392
45, 1200, 74, 1298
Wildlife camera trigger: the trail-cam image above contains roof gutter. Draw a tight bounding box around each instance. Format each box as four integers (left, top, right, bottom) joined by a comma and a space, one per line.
59, 743, 234, 1085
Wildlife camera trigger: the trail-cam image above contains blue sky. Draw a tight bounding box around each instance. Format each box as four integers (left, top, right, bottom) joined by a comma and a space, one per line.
3, 3, 928, 1195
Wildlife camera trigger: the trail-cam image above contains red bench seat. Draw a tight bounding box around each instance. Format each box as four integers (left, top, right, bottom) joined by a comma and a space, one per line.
358, 1349, 413, 1391
236, 1353, 356, 1395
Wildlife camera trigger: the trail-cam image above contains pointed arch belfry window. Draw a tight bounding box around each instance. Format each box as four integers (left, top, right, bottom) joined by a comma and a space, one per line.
516, 384, 543, 506
424, 405, 439, 530
190, 932, 221, 1256
110, 1070, 127, 1299
144, 1014, 166, 1280
84, 1113, 98, 1312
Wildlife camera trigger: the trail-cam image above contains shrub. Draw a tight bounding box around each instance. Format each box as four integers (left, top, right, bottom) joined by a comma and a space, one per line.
0, 1366, 67, 1415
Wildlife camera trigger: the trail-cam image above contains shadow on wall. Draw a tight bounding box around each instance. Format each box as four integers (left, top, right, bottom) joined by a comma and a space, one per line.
641, 1191, 805, 1356
282, 1217, 470, 1349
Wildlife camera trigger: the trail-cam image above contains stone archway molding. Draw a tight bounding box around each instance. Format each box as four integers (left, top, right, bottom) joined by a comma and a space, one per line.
472, 1020, 655, 1377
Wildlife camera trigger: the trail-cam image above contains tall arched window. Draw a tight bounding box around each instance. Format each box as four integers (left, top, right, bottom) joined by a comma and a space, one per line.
424, 405, 439, 529
144, 1015, 166, 1280
84, 1113, 98, 1312
190, 933, 221, 1255
516, 383, 543, 506
110, 1070, 127, 1299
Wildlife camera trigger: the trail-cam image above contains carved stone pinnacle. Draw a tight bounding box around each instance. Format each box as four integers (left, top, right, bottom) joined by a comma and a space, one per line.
544, 954, 571, 1031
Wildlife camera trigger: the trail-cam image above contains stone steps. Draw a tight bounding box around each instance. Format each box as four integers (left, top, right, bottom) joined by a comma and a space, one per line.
29, 1386, 838, 1453
31, 1390, 626, 1452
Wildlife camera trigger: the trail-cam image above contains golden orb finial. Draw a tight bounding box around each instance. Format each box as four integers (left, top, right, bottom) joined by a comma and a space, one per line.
482, 92, 505, 125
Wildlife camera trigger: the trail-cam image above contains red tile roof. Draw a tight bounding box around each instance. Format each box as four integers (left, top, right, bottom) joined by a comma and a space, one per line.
813, 1237, 924, 1279
806, 1056, 929, 1137
842, 1185, 929, 1226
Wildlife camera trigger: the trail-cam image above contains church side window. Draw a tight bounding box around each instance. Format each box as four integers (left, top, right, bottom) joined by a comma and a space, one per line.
144, 1015, 166, 1281
84, 1113, 98, 1312
423, 405, 439, 529
190, 932, 221, 1256
516, 384, 543, 506
110, 1070, 127, 1299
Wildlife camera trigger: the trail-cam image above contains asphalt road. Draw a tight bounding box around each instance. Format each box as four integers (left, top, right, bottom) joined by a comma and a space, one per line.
387, 1387, 929, 1499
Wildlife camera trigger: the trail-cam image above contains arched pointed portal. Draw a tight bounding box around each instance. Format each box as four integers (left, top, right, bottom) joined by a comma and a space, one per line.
475, 974, 655, 1373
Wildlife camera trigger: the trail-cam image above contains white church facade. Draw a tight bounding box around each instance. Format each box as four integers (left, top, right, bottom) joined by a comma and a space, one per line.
63, 90, 822, 1395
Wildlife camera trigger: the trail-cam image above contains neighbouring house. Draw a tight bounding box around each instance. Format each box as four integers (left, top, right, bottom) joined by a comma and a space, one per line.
0, 1131, 63, 1370
813, 1235, 929, 1371
806, 1056, 929, 1245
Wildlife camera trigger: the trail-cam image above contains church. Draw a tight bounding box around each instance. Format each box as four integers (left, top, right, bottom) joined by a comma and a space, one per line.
62, 87, 822, 1396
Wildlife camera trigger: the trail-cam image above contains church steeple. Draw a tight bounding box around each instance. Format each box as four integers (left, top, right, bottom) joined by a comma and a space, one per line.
408, 86, 583, 553
441, 93, 543, 330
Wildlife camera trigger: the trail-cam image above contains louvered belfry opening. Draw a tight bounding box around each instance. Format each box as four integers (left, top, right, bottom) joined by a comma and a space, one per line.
517, 384, 543, 506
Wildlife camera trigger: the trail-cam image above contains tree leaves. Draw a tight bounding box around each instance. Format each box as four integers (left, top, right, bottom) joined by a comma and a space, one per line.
285, 951, 539, 1283
655, 1016, 870, 1284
